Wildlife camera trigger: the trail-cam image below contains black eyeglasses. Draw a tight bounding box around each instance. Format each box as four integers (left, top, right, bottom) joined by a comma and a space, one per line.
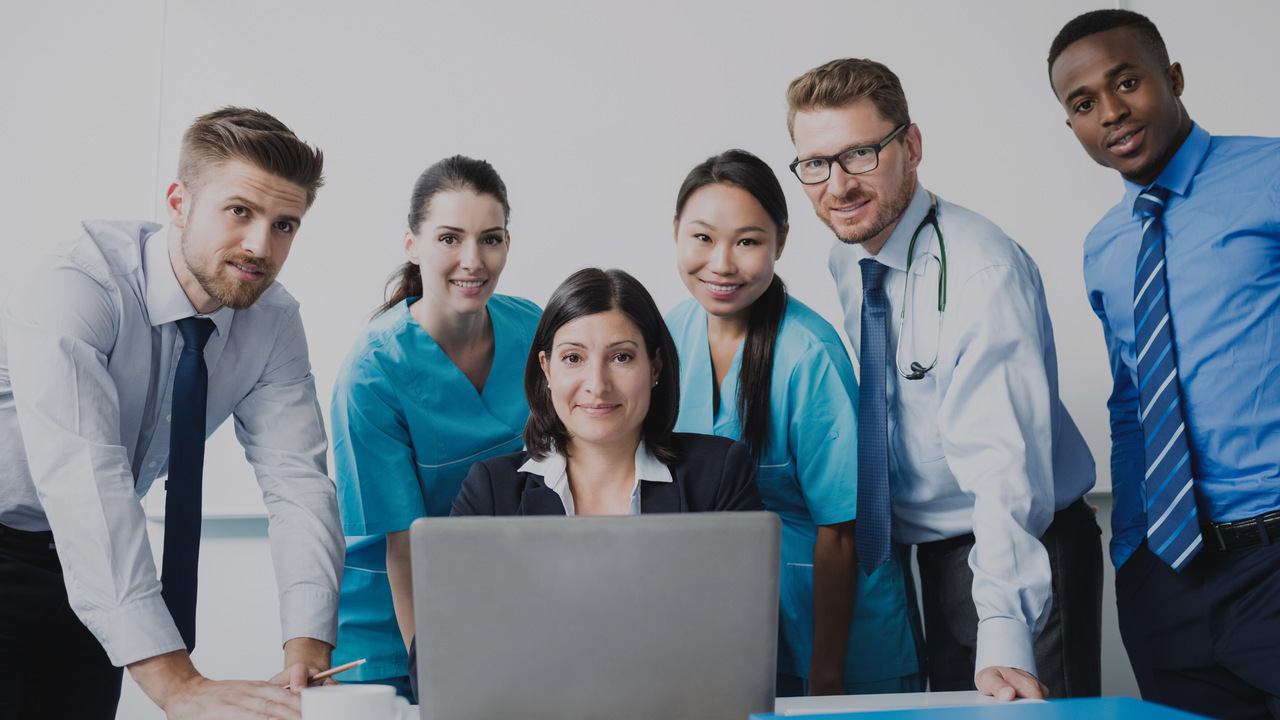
789, 124, 908, 185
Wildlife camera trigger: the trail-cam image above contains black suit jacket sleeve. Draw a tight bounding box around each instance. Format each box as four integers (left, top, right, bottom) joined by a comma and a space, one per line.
667, 433, 765, 513
451, 456, 498, 516
713, 437, 766, 511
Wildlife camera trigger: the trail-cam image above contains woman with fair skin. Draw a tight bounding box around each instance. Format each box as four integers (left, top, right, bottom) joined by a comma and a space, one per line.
450, 267, 764, 518
666, 150, 923, 696
330, 156, 540, 695
404, 268, 765, 700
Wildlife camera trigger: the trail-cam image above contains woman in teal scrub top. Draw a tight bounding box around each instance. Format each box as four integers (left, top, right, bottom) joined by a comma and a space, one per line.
331, 156, 541, 694
666, 149, 923, 696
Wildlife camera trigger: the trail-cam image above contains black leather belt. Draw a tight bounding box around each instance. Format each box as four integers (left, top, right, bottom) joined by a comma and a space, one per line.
1201, 509, 1280, 551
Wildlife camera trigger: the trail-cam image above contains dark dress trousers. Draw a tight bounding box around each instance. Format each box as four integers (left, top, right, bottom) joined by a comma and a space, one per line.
407, 432, 766, 699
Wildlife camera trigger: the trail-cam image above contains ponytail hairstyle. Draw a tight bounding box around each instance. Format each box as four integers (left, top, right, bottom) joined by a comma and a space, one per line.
376, 155, 511, 316
674, 149, 788, 460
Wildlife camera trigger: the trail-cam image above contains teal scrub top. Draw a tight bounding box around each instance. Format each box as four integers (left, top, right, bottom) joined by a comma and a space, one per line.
331, 295, 541, 680
667, 296, 919, 684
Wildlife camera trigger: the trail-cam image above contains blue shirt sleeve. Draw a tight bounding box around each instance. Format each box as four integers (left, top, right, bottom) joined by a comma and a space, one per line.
1090, 288, 1146, 569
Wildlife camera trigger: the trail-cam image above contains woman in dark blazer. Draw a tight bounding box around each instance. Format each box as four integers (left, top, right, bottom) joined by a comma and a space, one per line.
454, 432, 762, 516
453, 267, 764, 518
408, 268, 763, 701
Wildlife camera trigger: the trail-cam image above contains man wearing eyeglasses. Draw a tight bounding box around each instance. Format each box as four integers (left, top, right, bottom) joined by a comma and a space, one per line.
785, 58, 1102, 701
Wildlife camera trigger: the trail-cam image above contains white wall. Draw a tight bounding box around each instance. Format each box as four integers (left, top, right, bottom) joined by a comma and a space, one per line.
3, 1, 1278, 717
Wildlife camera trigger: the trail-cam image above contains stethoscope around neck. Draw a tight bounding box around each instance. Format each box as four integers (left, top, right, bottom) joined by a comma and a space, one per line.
895, 191, 947, 380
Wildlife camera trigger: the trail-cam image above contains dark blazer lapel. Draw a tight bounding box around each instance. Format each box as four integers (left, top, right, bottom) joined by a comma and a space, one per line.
519, 475, 567, 516
639, 480, 685, 514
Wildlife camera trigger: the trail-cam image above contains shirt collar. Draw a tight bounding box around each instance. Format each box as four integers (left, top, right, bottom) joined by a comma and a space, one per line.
519, 450, 569, 492
632, 440, 674, 485
844, 182, 932, 273
143, 225, 233, 332
1122, 122, 1210, 211
517, 440, 673, 514
518, 441, 674, 486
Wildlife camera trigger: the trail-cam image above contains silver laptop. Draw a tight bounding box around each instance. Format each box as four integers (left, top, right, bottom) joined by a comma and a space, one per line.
410, 512, 780, 720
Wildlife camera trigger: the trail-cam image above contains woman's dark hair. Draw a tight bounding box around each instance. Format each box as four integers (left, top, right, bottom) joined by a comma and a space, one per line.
376, 155, 511, 316
674, 149, 788, 460
524, 268, 682, 464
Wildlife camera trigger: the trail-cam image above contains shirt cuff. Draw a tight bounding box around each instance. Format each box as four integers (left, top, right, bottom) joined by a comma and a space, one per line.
279, 585, 340, 647
91, 595, 186, 667
975, 616, 1038, 680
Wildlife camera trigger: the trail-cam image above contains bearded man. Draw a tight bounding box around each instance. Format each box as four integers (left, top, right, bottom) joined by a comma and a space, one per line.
0, 107, 342, 720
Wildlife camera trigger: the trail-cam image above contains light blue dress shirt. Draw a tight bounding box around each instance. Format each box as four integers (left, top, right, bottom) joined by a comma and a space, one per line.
0, 220, 342, 666
829, 185, 1096, 676
667, 296, 919, 685
331, 295, 540, 681
1084, 124, 1280, 569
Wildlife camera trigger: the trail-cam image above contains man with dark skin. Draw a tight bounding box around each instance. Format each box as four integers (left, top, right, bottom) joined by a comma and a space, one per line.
1050, 10, 1280, 719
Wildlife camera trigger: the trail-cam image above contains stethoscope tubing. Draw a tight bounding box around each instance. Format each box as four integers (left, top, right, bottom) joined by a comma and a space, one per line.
895, 191, 946, 380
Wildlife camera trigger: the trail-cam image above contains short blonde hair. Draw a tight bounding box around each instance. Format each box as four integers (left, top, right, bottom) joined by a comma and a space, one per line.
786, 58, 911, 139
177, 107, 325, 209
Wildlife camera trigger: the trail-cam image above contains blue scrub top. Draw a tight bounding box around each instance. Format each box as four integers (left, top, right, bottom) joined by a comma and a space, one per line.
667, 296, 919, 684
331, 295, 541, 680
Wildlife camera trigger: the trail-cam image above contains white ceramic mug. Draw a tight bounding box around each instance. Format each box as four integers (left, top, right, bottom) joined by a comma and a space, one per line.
301, 684, 415, 720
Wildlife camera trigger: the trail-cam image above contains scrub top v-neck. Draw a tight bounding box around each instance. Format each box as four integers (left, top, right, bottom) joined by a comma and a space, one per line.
667, 296, 919, 687
332, 294, 541, 682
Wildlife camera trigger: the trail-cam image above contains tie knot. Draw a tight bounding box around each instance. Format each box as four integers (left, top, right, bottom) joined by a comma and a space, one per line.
860, 258, 888, 291
177, 317, 216, 352
1134, 185, 1170, 219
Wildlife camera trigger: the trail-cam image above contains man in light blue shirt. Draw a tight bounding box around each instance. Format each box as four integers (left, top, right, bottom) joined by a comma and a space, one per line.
0, 108, 342, 719
786, 58, 1101, 701
1051, 10, 1280, 718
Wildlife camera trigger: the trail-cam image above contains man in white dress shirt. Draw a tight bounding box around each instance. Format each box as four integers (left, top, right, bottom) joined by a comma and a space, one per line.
784, 59, 1101, 700
0, 107, 342, 719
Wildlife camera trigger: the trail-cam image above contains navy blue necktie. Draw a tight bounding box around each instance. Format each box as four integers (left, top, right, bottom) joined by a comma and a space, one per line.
162, 316, 216, 652
857, 259, 891, 573
1133, 186, 1202, 570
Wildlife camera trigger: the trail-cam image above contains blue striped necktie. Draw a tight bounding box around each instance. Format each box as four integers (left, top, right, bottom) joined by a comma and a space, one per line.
857, 258, 891, 573
1133, 186, 1202, 570
162, 316, 216, 652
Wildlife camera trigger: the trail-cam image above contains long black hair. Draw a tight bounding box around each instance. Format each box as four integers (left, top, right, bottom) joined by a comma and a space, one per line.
524, 268, 682, 463
376, 155, 511, 316
674, 149, 788, 460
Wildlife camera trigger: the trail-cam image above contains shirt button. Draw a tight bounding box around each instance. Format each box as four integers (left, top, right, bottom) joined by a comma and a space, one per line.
149, 460, 158, 468
166, 414, 172, 422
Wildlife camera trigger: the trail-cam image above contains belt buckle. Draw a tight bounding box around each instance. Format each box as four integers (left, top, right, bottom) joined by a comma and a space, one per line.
1213, 522, 1228, 551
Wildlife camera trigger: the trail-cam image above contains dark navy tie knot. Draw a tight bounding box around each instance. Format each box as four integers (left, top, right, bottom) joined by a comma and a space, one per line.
860, 258, 888, 291
1135, 185, 1170, 219
177, 317, 216, 352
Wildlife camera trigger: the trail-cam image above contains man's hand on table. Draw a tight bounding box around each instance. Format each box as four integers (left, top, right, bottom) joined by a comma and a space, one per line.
271, 637, 337, 690
975, 665, 1049, 701
129, 649, 302, 719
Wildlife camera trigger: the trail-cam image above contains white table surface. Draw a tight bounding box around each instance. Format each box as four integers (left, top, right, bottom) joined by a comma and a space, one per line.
773, 690, 1043, 716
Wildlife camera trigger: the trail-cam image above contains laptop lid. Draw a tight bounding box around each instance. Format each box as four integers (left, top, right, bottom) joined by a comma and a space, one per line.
410, 512, 780, 720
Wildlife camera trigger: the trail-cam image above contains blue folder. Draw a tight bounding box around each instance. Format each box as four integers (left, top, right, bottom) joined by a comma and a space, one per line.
750, 697, 1212, 720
